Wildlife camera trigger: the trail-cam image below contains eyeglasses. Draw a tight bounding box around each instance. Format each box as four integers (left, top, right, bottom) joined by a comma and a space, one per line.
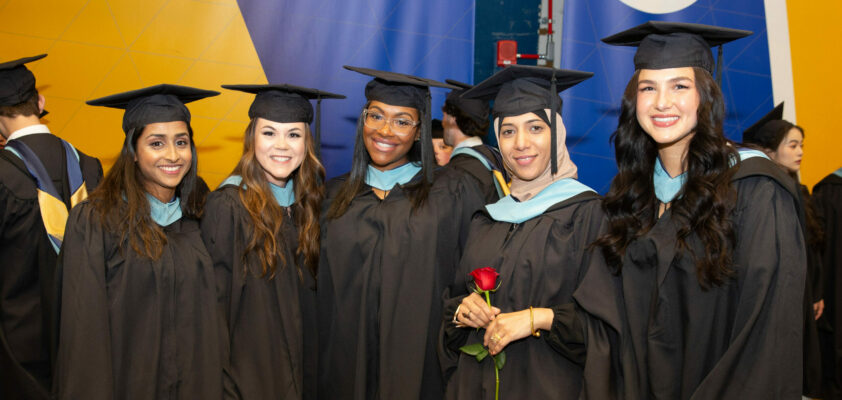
363, 110, 420, 136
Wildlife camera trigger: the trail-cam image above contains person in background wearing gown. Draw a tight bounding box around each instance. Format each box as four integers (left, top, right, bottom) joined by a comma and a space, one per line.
431, 119, 453, 166
598, 22, 806, 399
54, 84, 223, 400
202, 84, 343, 400
318, 66, 485, 400
814, 167, 842, 399
0, 54, 102, 399
741, 103, 825, 399
441, 79, 506, 203
440, 65, 624, 399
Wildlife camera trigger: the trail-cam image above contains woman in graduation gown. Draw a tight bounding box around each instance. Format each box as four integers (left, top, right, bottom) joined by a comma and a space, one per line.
201, 84, 343, 400
597, 22, 807, 399
318, 66, 485, 400
54, 84, 223, 400
741, 107, 825, 398
439, 65, 624, 399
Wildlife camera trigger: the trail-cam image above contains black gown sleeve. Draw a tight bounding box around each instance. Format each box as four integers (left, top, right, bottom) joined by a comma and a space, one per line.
692, 177, 806, 398
543, 303, 585, 366
54, 203, 114, 400
199, 190, 241, 400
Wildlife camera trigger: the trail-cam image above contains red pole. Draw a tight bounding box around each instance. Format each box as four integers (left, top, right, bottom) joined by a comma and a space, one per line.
548, 0, 553, 35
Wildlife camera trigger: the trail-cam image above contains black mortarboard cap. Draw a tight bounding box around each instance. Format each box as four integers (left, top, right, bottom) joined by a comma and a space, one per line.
344, 66, 458, 183
742, 102, 788, 146
222, 84, 345, 159
443, 79, 490, 127
0, 54, 46, 109
87, 84, 220, 135
601, 21, 752, 83
461, 65, 592, 118
462, 65, 593, 174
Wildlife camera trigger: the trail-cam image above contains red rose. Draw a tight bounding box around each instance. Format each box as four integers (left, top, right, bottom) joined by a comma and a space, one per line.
469, 267, 500, 291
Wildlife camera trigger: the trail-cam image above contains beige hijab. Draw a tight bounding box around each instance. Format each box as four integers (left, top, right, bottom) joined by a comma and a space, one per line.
495, 109, 578, 201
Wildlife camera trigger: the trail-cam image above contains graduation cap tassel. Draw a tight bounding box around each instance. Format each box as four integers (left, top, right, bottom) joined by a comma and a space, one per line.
550, 71, 558, 175
315, 96, 323, 161
715, 44, 724, 86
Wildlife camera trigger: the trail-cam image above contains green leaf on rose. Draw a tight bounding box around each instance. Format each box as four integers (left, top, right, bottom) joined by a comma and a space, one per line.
475, 348, 489, 362
459, 342, 486, 356
493, 351, 507, 370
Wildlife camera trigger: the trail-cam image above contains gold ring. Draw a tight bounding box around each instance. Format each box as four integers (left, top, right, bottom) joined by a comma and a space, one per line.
491, 334, 502, 342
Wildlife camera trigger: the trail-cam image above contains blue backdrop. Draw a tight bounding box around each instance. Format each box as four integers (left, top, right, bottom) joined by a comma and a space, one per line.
237, 0, 476, 178
559, 0, 774, 193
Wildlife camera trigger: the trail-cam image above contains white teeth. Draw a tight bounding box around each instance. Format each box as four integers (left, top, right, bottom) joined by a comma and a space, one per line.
271, 156, 291, 162
375, 141, 396, 149
159, 166, 180, 172
654, 116, 678, 123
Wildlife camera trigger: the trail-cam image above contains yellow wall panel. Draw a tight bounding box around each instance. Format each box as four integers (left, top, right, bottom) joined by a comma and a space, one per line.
202, 18, 263, 68
0, 0, 87, 39
86, 54, 144, 99
131, 0, 235, 59
35, 41, 123, 100
195, 118, 250, 186
62, 105, 125, 160
40, 97, 84, 135
108, 0, 169, 45
2, 0, 268, 189
787, 1, 842, 189
61, 0, 127, 48
0, 33, 53, 59
128, 52, 195, 86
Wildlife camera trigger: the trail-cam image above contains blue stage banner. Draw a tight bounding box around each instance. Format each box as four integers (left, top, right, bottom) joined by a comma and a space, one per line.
560, 0, 773, 193
237, 0, 476, 178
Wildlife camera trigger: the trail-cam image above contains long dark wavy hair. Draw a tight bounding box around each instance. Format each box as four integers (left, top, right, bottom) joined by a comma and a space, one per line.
232, 119, 324, 281
595, 67, 739, 289
742, 123, 824, 250
88, 123, 208, 260
326, 101, 433, 219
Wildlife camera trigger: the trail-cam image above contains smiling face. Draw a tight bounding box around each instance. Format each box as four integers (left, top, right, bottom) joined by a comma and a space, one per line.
362, 100, 420, 171
497, 112, 552, 181
134, 121, 192, 202
253, 118, 307, 187
636, 67, 701, 147
769, 127, 804, 172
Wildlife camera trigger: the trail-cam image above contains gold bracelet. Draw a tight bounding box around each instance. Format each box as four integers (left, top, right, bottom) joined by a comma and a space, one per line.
530, 306, 540, 337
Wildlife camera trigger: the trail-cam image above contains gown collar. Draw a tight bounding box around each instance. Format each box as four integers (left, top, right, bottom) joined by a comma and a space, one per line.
653, 157, 686, 204
452, 136, 483, 151
365, 162, 421, 191
146, 193, 182, 226
833, 167, 842, 179
653, 148, 770, 203
485, 178, 595, 224
220, 175, 295, 207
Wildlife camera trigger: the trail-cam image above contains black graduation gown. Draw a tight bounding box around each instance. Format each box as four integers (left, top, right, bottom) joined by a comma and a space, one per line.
445, 145, 505, 203
814, 173, 842, 400
317, 168, 485, 400
621, 157, 806, 400
800, 183, 824, 398
0, 132, 102, 399
440, 192, 625, 399
54, 202, 223, 400
201, 185, 317, 400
